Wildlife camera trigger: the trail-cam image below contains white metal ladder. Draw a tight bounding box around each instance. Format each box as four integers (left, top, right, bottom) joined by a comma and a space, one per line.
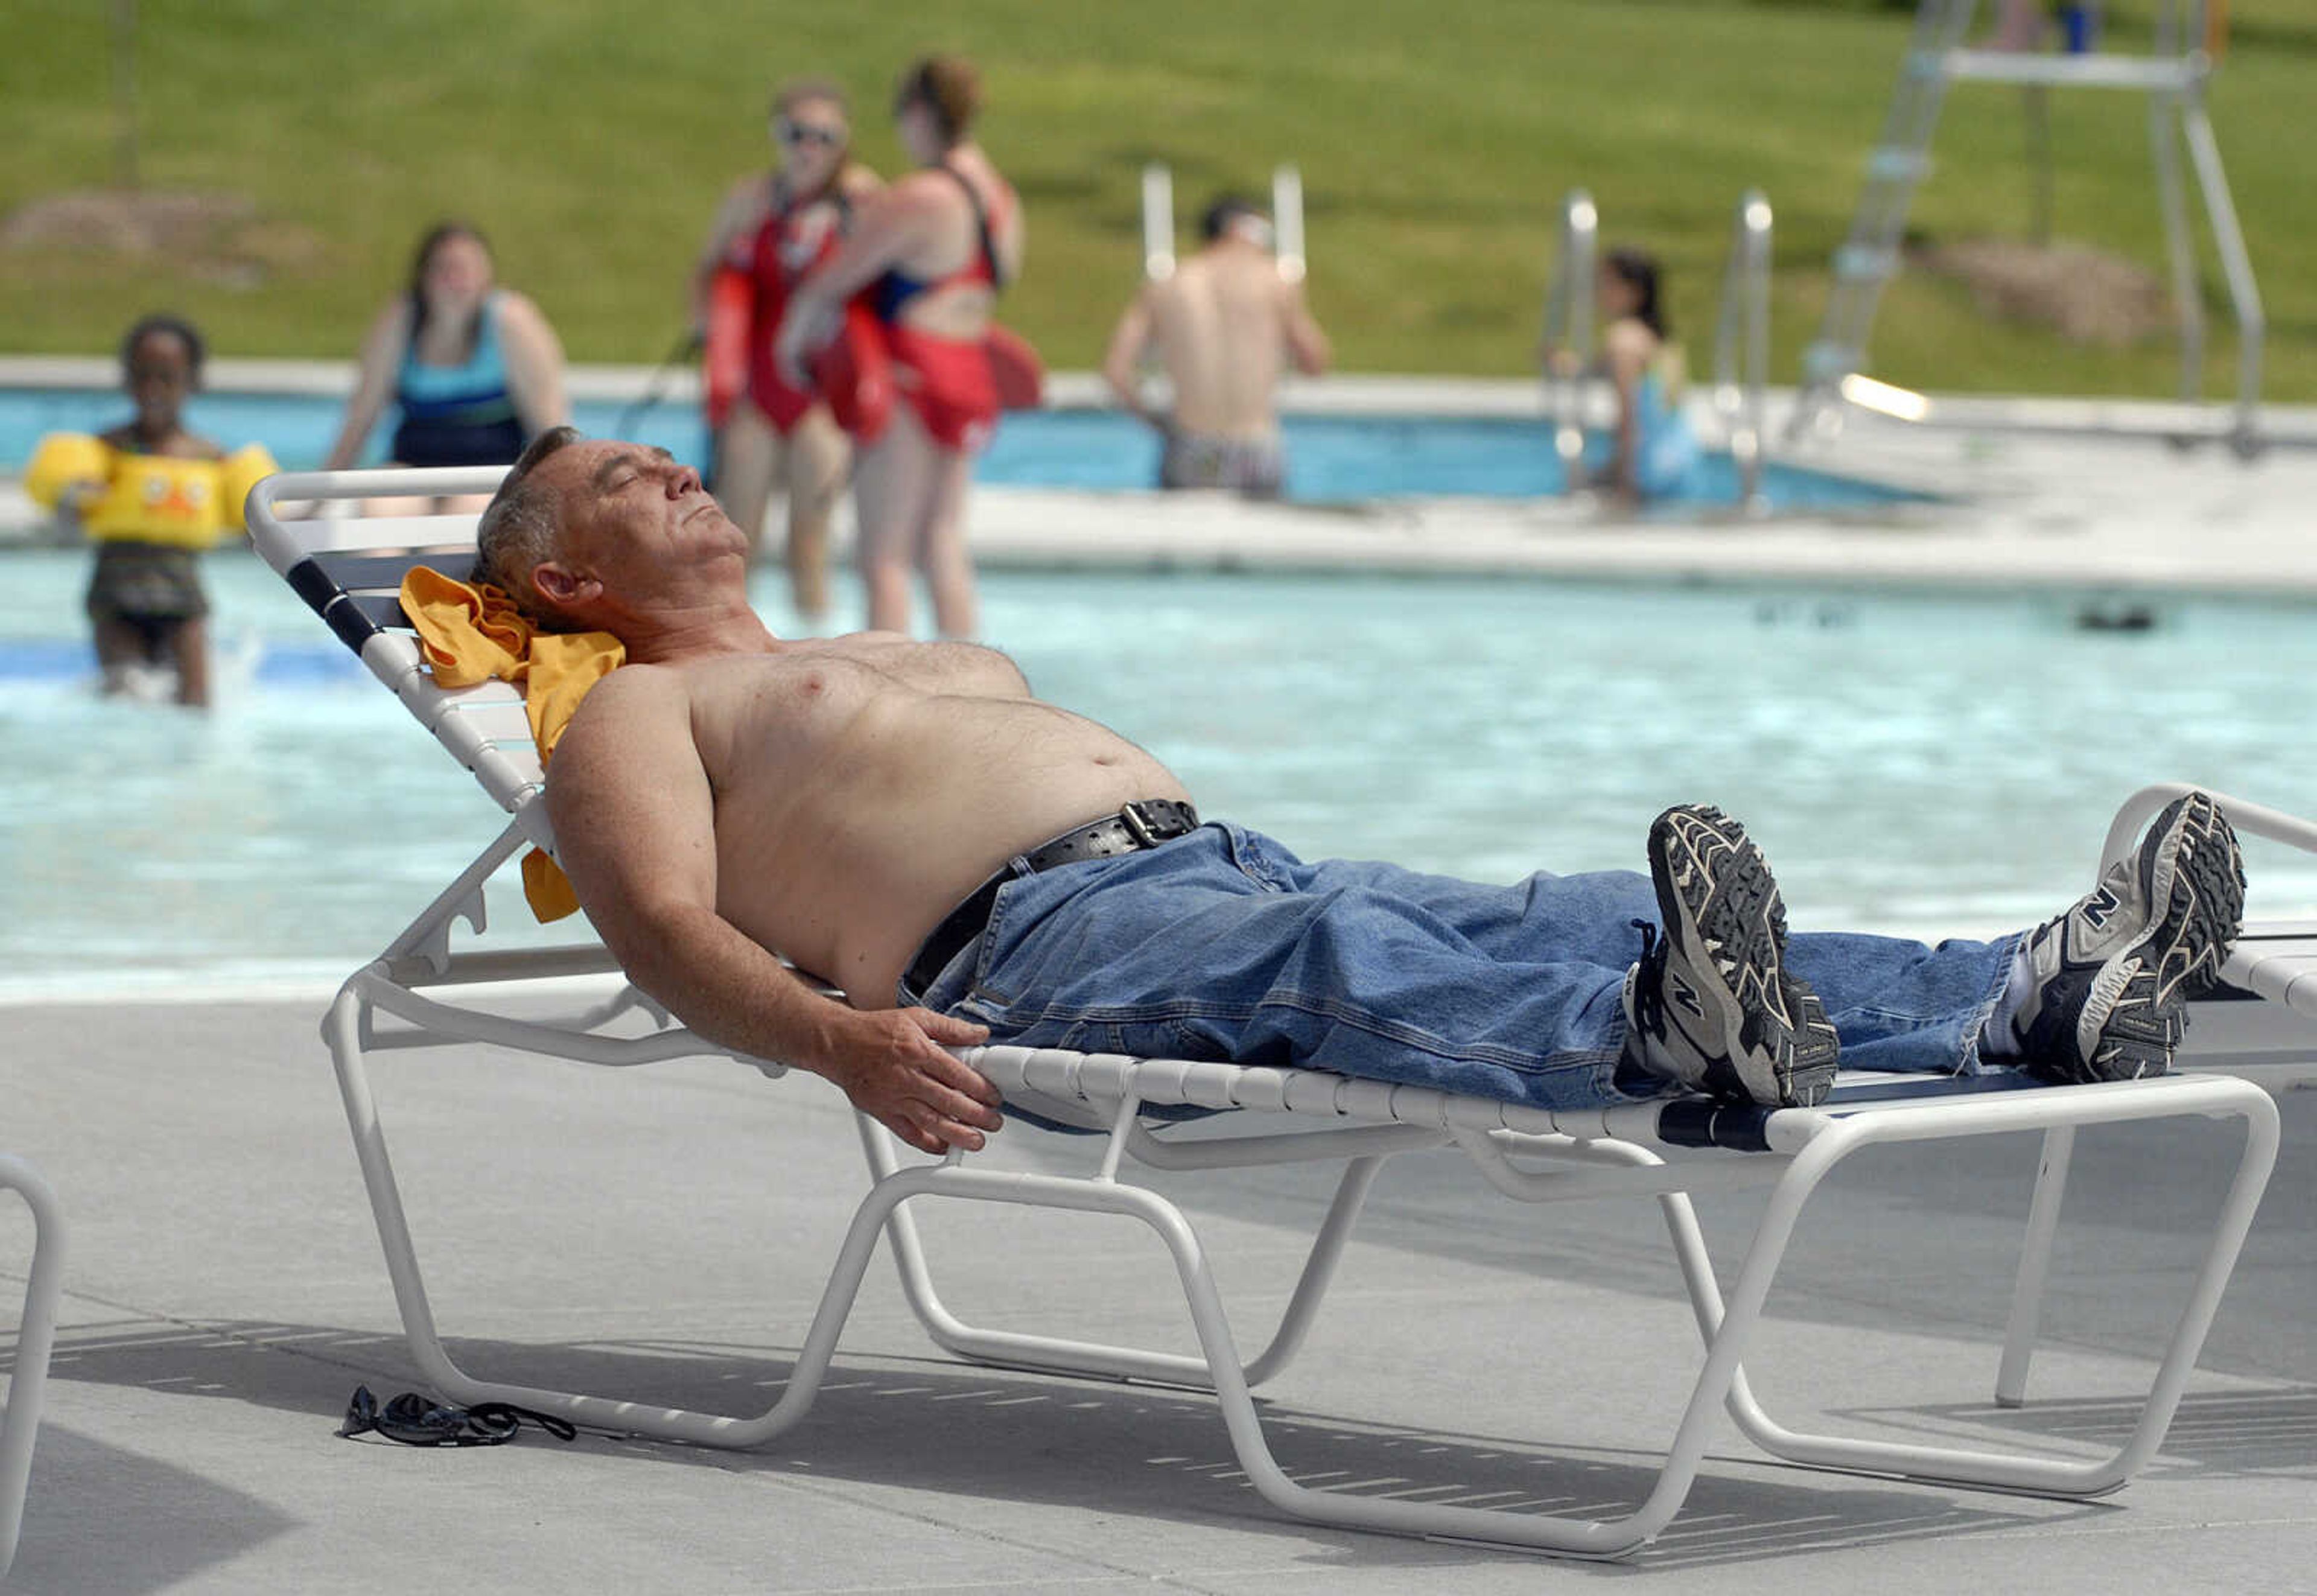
1790, 0, 2265, 453
1712, 189, 1775, 515
1537, 188, 1599, 492
1139, 162, 1305, 284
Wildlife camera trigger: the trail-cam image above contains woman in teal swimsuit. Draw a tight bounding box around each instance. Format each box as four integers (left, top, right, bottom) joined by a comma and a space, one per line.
322, 221, 570, 514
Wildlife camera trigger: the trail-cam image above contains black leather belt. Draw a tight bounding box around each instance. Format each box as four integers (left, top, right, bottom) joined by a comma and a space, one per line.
901, 799, 1200, 997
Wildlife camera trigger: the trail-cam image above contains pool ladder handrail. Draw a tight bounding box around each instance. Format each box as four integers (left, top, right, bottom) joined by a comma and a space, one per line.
1712, 189, 1774, 517
1140, 161, 1307, 285
1537, 189, 1598, 492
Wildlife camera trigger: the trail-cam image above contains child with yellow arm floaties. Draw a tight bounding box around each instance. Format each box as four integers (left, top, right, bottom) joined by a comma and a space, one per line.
24, 314, 276, 708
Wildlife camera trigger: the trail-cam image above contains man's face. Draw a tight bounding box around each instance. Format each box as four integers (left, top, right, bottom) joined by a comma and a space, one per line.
536, 440, 747, 605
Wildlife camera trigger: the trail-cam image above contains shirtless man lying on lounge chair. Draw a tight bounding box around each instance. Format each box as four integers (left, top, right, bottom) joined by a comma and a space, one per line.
474, 427, 2249, 1156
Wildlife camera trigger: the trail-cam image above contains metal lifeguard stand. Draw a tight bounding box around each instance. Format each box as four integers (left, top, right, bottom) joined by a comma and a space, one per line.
1791, 0, 2265, 453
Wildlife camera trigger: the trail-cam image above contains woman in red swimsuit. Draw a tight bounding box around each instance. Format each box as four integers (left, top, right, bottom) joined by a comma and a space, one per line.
777, 56, 1023, 638
692, 78, 880, 621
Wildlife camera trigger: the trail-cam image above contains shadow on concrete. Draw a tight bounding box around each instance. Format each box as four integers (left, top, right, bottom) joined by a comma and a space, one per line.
17, 1313, 2129, 1574
1840, 1387, 2317, 1481
1, 1420, 300, 1595
1115, 1092, 2316, 1389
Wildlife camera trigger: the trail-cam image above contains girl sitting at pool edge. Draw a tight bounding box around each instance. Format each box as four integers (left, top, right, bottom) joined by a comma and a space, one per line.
24, 314, 276, 708
1592, 246, 1704, 507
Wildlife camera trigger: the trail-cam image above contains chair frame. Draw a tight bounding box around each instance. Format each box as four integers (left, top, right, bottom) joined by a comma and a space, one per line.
247, 469, 2283, 1559
1994, 783, 2316, 1409
0, 1156, 65, 1578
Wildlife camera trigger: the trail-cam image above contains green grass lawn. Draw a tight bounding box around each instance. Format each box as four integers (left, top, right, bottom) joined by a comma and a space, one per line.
2, 0, 2310, 399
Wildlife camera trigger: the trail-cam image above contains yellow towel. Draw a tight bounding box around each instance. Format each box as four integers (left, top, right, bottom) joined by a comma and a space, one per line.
399, 567, 626, 921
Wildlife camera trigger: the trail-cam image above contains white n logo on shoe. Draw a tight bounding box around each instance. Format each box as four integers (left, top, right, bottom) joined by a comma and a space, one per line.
1667, 972, 1705, 1019
2077, 886, 2120, 933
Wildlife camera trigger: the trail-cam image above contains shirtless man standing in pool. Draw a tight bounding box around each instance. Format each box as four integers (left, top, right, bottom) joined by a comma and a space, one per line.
478, 427, 2248, 1159
1101, 196, 1332, 498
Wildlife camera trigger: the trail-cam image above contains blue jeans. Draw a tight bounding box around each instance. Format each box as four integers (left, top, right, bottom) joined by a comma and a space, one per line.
900, 823, 2020, 1113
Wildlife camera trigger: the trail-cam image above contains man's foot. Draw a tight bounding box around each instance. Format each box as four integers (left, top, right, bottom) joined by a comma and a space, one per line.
2010, 791, 2246, 1084
1621, 804, 1841, 1108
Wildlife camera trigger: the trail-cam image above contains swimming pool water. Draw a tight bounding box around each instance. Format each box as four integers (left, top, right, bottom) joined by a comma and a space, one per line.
0, 387, 1927, 513
4, 550, 2312, 996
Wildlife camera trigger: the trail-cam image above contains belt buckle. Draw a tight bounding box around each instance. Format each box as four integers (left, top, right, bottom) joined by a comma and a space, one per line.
1119, 800, 1178, 848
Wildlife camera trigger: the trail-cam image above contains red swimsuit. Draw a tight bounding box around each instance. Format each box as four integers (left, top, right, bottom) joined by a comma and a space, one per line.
866, 167, 1015, 452
738, 179, 848, 434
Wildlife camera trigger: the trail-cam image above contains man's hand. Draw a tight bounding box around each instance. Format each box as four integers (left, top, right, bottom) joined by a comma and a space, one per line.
824, 1008, 1003, 1155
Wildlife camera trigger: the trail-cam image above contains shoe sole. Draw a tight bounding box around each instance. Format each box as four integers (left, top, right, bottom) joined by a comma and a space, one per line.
1648, 805, 1840, 1108
2065, 792, 2247, 1083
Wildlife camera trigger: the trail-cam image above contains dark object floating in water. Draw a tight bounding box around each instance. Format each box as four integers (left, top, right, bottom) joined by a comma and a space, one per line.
2074, 602, 2159, 633
1752, 597, 1856, 629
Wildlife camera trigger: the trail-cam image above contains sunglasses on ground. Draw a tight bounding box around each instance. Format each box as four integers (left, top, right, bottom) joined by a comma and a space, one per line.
774, 118, 845, 149
337, 1384, 577, 1448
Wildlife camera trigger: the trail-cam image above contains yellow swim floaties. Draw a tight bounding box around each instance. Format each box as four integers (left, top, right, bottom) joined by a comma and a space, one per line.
218, 443, 278, 531
23, 434, 279, 549
23, 432, 108, 510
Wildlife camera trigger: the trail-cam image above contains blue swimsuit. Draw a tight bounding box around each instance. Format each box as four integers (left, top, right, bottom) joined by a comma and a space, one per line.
1629, 369, 1704, 500
392, 292, 527, 468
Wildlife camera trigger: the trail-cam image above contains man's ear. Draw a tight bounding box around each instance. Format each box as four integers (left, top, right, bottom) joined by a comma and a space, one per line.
532, 561, 597, 607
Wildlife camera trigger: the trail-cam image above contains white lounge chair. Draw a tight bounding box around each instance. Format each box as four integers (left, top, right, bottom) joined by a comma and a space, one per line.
245, 466, 2282, 1560
0, 1157, 65, 1578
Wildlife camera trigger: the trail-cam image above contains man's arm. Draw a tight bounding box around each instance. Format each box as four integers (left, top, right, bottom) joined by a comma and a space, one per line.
547, 667, 1005, 1154
1100, 288, 1165, 431
1280, 279, 1330, 377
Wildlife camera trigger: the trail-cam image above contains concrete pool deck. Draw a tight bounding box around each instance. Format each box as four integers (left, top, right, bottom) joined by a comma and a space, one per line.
959, 380, 2317, 600
0, 990, 2309, 1593
5, 360, 2316, 601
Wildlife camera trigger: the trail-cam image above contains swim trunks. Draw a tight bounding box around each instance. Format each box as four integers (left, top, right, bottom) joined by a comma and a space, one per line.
1158, 429, 1286, 498
86, 543, 208, 642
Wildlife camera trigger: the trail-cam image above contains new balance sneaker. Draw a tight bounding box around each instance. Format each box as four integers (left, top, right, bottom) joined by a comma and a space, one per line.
2009, 790, 2245, 1084
1621, 804, 1842, 1108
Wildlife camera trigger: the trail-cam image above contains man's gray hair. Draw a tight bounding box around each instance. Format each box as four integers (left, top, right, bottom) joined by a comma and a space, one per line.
472, 425, 585, 627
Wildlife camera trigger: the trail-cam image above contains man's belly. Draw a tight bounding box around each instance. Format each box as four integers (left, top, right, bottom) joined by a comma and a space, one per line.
712, 717, 1190, 1006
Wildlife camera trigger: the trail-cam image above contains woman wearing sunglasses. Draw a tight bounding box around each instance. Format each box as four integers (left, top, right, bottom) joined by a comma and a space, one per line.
775, 54, 1023, 638
692, 78, 880, 621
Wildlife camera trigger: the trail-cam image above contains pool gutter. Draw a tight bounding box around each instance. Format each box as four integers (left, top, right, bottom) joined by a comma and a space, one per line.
9, 363, 2317, 601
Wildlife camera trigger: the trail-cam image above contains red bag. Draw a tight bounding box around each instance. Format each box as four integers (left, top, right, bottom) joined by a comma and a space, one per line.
701, 267, 752, 431
985, 323, 1044, 411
